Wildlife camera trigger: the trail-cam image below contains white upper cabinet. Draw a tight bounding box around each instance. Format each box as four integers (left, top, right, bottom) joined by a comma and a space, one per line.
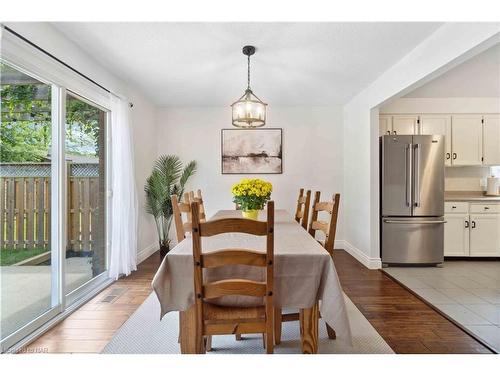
379, 115, 392, 136
380, 113, 499, 166
451, 115, 483, 166
392, 115, 418, 135
420, 115, 452, 166
483, 114, 500, 165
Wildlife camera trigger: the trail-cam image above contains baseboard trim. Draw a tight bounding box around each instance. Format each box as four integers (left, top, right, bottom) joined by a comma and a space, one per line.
337, 240, 382, 269
137, 242, 158, 264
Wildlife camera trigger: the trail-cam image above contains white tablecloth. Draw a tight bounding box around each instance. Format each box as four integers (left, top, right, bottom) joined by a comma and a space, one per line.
152, 210, 352, 343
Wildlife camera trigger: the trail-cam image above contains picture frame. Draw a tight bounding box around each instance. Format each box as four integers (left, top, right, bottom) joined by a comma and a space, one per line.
221, 128, 283, 174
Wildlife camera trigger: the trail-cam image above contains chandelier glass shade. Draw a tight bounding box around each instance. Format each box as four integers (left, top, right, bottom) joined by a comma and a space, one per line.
231, 46, 267, 128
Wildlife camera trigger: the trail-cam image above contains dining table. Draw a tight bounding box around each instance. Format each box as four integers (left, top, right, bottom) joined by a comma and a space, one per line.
152, 209, 352, 354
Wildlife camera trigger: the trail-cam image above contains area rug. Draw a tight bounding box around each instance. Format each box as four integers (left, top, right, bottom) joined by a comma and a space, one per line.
102, 293, 393, 354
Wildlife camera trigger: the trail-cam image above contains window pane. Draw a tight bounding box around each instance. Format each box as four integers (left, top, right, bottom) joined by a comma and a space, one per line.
0, 62, 53, 339
65, 93, 106, 294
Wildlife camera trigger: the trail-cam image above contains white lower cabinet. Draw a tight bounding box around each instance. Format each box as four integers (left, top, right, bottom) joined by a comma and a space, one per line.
445, 202, 500, 257
444, 214, 470, 256
469, 214, 500, 256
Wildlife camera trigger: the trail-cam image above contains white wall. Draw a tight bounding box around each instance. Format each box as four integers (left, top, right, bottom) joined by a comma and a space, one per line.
129, 92, 159, 258
3, 22, 159, 260
343, 23, 500, 269
155, 106, 344, 245
445, 167, 491, 192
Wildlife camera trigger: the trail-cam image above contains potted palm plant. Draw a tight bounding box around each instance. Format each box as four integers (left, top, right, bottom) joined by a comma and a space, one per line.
144, 155, 196, 258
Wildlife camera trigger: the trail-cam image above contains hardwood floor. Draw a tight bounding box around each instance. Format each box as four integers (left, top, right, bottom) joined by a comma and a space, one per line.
24, 249, 491, 354
331, 250, 492, 354
24, 252, 161, 354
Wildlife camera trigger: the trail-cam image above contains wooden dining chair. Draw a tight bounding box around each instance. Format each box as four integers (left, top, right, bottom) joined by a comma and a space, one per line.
188, 189, 207, 222
172, 190, 208, 244
294, 188, 311, 230
308, 192, 340, 257
188, 200, 275, 354
274, 192, 340, 344
171, 193, 193, 243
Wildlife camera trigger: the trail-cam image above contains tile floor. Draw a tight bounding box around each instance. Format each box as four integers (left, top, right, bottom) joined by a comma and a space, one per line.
383, 261, 500, 353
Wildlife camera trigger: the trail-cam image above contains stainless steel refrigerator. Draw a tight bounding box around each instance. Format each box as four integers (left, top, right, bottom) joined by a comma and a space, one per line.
381, 134, 445, 266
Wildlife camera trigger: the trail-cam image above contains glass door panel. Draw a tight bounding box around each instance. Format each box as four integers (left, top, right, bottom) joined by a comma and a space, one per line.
0, 62, 57, 340
65, 93, 107, 295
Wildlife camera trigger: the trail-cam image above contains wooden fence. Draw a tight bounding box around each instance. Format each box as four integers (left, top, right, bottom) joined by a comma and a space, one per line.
0, 164, 101, 253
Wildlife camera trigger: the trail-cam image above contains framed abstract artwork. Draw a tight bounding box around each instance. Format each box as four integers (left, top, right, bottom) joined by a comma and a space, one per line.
221, 128, 283, 174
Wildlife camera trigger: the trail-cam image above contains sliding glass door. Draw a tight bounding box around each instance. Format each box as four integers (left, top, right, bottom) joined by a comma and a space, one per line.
0, 62, 61, 344
65, 92, 107, 297
0, 61, 110, 351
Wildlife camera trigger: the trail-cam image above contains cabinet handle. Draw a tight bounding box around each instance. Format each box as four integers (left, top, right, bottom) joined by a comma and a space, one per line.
465, 220, 469, 228
446, 153, 451, 160
452, 206, 457, 209
393, 131, 397, 135
484, 207, 490, 210
386, 130, 391, 135
452, 153, 457, 160
471, 221, 476, 229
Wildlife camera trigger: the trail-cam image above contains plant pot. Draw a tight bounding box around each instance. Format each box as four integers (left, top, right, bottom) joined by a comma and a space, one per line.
242, 209, 259, 220
160, 244, 169, 259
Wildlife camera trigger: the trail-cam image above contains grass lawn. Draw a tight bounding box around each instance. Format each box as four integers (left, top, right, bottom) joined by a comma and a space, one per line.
0, 247, 48, 266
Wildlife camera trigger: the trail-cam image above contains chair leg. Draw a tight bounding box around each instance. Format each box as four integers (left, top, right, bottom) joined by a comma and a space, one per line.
205, 335, 213, 351
178, 314, 182, 343
262, 333, 266, 348
266, 333, 273, 354
274, 308, 282, 345
326, 323, 336, 339
235, 334, 242, 341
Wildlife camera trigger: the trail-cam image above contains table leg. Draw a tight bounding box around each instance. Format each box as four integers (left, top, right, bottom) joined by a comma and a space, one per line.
326, 323, 336, 339
299, 302, 319, 354
179, 305, 204, 354
318, 311, 336, 340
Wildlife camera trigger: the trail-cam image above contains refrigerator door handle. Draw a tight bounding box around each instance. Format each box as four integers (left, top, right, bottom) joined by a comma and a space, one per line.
414, 143, 421, 207
383, 219, 447, 224
405, 143, 412, 207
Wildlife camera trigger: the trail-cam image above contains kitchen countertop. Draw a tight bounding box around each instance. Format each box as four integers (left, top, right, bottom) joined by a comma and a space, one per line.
445, 191, 500, 202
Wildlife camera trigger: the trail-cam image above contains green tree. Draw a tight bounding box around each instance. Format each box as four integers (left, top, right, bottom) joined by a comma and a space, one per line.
1, 79, 101, 162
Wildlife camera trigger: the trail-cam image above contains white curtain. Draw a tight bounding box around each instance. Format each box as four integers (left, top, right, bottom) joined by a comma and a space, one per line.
109, 94, 138, 279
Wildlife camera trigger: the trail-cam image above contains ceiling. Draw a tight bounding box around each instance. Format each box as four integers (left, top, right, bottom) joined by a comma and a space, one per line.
51, 22, 443, 107
405, 43, 500, 98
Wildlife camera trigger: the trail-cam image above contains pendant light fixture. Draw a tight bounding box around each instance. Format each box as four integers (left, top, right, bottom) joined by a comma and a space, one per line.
231, 45, 267, 128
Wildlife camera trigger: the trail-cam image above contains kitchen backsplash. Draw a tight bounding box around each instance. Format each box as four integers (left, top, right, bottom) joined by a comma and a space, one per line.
445, 166, 492, 191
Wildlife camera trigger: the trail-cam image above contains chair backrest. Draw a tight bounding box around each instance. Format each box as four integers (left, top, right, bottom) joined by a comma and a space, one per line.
294, 188, 311, 229
188, 189, 207, 222
191, 201, 274, 336
308, 192, 340, 255
172, 190, 208, 243
171, 193, 193, 243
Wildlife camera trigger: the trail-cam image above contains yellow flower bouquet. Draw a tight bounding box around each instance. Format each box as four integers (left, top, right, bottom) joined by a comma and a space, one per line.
231, 178, 273, 219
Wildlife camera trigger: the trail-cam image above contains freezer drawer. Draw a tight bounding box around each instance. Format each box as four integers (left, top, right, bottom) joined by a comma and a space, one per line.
382, 217, 445, 264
